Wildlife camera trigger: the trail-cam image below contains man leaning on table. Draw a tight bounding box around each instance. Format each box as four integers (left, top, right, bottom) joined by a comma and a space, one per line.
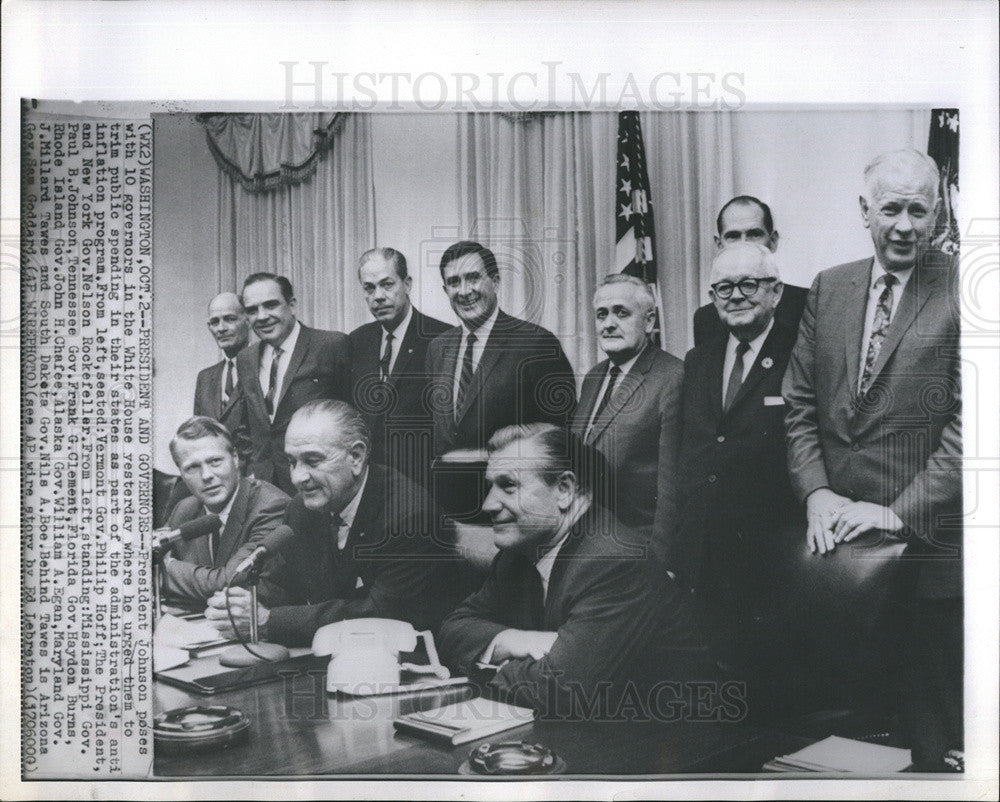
205, 399, 465, 646
438, 423, 707, 716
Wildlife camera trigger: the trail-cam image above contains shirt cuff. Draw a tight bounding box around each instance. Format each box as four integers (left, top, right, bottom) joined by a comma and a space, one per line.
479, 632, 505, 666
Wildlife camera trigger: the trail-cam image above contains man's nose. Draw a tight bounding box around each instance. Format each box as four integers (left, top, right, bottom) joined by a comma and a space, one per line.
896, 214, 915, 234
481, 487, 501, 515
289, 462, 307, 486
199, 463, 214, 481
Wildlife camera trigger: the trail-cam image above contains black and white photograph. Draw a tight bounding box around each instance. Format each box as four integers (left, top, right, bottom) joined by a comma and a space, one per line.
3, 1, 998, 799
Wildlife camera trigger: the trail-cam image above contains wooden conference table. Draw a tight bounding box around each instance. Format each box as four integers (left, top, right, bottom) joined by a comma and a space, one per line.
153, 653, 812, 777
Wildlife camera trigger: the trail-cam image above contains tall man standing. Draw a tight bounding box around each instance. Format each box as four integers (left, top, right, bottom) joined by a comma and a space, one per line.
571, 274, 682, 542
783, 149, 962, 771
236, 273, 351, 495
349, 248, 450, 484
665, 243, 800, 688
194, 292, 251, 426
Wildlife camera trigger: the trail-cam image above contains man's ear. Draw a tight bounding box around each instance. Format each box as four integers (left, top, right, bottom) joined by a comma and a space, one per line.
348, 441, 368, 475
767, 230, 780, 253
555, 470, 578, 512
404, 275, 413, 294
859, 195, 871, 228
289, 295, 298, 313
643, 308, 657, 334
713, 233, 723, 250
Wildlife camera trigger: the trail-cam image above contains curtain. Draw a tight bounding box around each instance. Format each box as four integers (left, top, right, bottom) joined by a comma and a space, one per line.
214, 113, 375, 333
458, 112, 617, 374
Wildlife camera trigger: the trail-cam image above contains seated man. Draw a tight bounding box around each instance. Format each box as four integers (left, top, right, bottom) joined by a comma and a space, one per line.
159, 416, 290, 605
205, 399, 466, 647
438, 424, 707, 715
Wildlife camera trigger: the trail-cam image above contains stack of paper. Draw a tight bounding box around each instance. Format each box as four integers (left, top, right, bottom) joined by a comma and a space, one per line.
394, 696, 534, 745
764, 735, 912, 773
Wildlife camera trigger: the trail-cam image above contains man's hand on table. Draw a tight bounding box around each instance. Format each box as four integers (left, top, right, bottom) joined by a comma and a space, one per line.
205, 587, 271, 639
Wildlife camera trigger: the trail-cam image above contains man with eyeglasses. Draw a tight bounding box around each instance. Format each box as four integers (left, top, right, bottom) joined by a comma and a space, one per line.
659, 242, 800, 709
692, 196, 809, 346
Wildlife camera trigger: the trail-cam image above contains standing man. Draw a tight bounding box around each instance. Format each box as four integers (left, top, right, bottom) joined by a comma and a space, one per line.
206, 400, 464, 647
783, 149, 961, 771
571, 274, 682, 542
438, 424, 706, 715
693, 196, 808, 345
425, 240, 576, 457
159, 417, 290, 605
349, 248, 450, 484
665, 243, 800, 688
236, 272, 351, 495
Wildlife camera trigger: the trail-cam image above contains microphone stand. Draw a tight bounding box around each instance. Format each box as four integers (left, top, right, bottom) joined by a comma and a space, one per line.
218, 562, 290, 667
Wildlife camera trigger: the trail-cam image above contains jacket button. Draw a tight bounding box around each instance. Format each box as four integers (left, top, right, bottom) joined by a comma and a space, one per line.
708, 474, 717, 483
716, 435, 726, 443
852, 444, 861, 452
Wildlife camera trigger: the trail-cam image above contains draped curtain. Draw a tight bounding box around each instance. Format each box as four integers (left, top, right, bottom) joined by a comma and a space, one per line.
206, 113, 376, 333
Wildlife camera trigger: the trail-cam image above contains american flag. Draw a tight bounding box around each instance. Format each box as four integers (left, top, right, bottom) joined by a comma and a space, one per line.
615, 111, 664, 348
927, 109, 960, 254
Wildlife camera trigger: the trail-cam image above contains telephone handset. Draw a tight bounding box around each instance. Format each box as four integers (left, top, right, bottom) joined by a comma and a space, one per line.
311, 618, 449, 695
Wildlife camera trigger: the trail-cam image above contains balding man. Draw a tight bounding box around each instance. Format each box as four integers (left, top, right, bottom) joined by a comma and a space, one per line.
663, 243, 800, 699
693, 196, 808, 345
194, 292, 251, 431
570, 274, 683, 542
783, 149, 961, 770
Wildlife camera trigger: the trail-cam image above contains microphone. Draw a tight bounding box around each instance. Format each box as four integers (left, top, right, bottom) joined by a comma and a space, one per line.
227, 525, 296, 588
152, 514, 222, 561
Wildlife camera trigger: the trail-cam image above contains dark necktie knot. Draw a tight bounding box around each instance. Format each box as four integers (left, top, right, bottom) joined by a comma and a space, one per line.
264, 346, 284, 416
735, 339, 750, 356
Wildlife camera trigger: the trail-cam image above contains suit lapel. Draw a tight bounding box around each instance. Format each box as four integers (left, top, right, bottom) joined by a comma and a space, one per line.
705, 333, 727, 421
388, 311, 420, 380
216, 479, 250, 565
844, 259, 874, 398
574, 362, 607, 438
242, 342, 268, 421
587, 344, 656, 444
438, 328, 463, 421
218, 359, 242, 419
454, 315, 507, 424
866, 266, 938, 384
726, 323, 790, 414
275, 324, 310, 414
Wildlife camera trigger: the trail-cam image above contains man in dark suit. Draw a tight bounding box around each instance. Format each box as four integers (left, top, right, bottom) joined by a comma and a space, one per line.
664, 243, 800, 689
438, 424, 707, 715
783, 150, 962, 771
571, 274, 682, 542
236, 273, 351, 495
693, 196, 808, 346
349, 247, 450, 485
158, 416, 290, 605
206, 400, 464, 647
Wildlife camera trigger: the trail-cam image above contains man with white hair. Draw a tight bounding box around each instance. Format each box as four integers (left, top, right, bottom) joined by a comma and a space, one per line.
661, 242, 800, 696
783, 149, 961, 770
570, 273, 683, 542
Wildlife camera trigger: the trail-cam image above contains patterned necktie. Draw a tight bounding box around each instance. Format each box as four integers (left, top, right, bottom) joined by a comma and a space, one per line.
379, 332, 394, 381
723, 340, 750, 412
264, 345, 283, 417
859, 274, 897, 395
222, 359, 235, 409
455, 331, 477, 419
586, 364, 621, 442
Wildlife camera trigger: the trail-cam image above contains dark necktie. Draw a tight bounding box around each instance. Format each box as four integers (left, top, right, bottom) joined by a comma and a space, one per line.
264, 345, 283, 417
329, 514, 356, 596
222, 358, 235, 409
455, 331, 477, 419
723, 340, 750, 412
210, 517, 221, 564
379, 332, 394, 381
586, 364, 621, 442
859, 274, 897, 395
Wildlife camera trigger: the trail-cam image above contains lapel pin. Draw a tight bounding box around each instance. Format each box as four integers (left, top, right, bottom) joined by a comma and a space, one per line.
761, 357, 774, 369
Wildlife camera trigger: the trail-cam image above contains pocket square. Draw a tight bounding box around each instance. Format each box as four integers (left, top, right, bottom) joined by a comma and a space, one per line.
764, 396, 785, 406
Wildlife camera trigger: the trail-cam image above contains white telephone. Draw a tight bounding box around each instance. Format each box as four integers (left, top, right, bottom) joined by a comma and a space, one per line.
311, 618, 449, 695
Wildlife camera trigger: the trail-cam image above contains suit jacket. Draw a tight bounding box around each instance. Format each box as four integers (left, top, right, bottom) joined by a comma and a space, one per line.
782, 253, 961, 598
193, 358, 254, 466
693, 283, 809, 346
570, 344, 683, 540
162, 477, 290, 605
663, 320, 801, 591
425, 310, 577, 455
438, 507, 708, 715
266, 463, 466, 647
349, 309, 451, 483
236, 324, 351, 494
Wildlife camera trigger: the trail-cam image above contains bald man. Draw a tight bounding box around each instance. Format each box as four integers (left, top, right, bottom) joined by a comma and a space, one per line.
194, 292, 251, 432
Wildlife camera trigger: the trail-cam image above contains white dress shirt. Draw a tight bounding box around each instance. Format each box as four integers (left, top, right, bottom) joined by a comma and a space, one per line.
453, 305, 499, 409
381, 304, 413, 377
333, 468, 369, 551
204, 488, 238, 563
857, 261, 913, 386
721, 317, 775, 399
259, 320, 301, 420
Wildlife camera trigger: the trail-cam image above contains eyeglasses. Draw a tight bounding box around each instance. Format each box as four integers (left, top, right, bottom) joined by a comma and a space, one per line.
710, 277, 778, 300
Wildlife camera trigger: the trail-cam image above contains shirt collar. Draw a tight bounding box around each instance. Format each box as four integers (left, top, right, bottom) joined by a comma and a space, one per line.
609, 341, 648, 377
383, 304, 413, 341
268, 319, 301, 358
728, 315, 775, 357
336, 467, 369, 531
870, 260, 914, 293
462, 304, 499, 344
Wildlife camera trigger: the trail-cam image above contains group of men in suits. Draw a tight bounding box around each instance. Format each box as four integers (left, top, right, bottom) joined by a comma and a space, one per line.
157, 148, 960, 771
